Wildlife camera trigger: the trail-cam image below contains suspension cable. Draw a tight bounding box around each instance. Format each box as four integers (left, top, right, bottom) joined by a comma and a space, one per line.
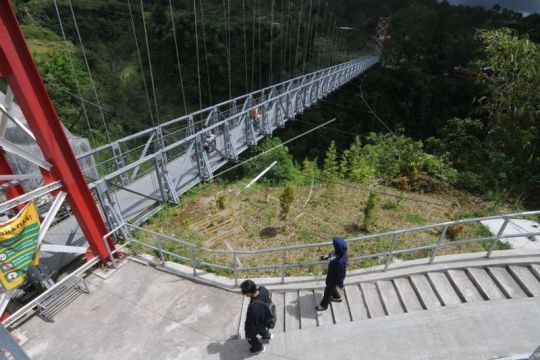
52, 0, 96, 147
127, 0, 155, 126
193, 0, 203, 109
317, 1, 327, 69
269, 0, 275, 85
67, 0, 112, 143
251, 0, 256, 91
288, 1, 294, 76
222, 0, 232, 99
139, 0, 161, 124
310, 0, 321, 72
199, 0, 213, 105
294, 0, 304, 77
242, 0, 249, 93
302, 0, 312, 74
279, 0, 287, 82
257, 0, 262, 89
168, 0, 188, 114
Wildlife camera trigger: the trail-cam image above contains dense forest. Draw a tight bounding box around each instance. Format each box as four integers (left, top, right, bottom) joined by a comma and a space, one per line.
9, 0, 540, 208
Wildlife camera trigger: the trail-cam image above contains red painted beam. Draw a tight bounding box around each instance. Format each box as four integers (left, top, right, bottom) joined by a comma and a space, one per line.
0, 1, 115, 261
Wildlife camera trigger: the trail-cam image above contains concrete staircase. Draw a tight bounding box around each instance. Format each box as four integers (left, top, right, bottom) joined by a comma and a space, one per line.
238, 264, 540, 336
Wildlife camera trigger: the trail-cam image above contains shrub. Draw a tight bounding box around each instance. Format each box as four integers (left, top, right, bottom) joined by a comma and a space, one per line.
363, 193, 378, 232
279, 186, 295, 221
244, 137, 300, 185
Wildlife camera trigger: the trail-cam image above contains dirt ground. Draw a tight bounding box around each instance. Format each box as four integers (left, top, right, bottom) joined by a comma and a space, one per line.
137, 180, 508, 276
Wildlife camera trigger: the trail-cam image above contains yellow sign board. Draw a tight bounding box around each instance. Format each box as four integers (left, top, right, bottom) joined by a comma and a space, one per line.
0, 203, 40, 290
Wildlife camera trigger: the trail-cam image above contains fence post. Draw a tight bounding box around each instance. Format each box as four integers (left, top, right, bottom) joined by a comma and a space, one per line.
190, 247, 197, 276
429, 225, 449, 264
281, 250, 287, 284
103, 234, 118, 269
158, 234, 164, 263
233, 252, 239, 287
384, 234, 399, 272
486, 217, 510, 258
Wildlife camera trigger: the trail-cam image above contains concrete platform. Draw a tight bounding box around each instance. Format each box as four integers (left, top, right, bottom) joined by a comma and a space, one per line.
16, 261, 242, 360
13, 260, 540, 360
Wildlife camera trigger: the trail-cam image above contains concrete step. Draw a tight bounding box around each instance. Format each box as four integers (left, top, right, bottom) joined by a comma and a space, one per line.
238, 295, 250, 339
330, 292, 351, 324
377, 280, 405, 315
487, 267, 527, 299
298, 290, 317, 330
530, 264, 540, 280
314, 289, 333, 327
238, 264, 540, 336
284, 291, 300, 331
507, 266, 540, 297
447, 269, 484, 303
273, 291, 285, 334
427, 272, 463, 306
393, 277, 424, 313
466, 268, 506, 301
344, 285, 369, 321
361, 282, 386, 318
410, 274, 442, 309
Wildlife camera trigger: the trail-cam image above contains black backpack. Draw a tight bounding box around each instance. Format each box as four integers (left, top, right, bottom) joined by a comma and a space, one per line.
254, 297, 277, 329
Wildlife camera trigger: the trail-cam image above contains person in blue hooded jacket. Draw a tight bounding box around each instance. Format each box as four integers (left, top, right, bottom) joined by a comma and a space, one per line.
316, 237, 348, 311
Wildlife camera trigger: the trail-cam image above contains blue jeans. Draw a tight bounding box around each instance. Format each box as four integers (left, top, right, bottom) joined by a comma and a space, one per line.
247, 328, 270, 352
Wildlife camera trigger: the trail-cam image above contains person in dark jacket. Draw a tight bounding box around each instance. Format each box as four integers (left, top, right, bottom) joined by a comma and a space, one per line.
240, 279, 273, 354
316, 237, 348, 311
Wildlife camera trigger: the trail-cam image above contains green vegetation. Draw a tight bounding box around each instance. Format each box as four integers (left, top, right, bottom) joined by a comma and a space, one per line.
12, 1, 539, 276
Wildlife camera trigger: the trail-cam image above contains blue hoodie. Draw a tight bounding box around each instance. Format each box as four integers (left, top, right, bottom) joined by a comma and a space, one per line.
325, 237, 348, 287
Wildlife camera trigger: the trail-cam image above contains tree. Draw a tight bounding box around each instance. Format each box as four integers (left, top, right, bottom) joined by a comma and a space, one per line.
322, 141, 339, 181
476, 29, 540, 206
243, 137, 300, 185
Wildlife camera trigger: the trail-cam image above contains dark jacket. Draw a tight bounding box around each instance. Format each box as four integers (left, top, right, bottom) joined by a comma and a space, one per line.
325, 237, 348, 287
244, 286, 271, 338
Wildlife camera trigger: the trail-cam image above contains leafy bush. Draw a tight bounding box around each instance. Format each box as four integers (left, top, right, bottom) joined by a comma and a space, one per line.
243, 137, 300, 185
361, 133, 457, 186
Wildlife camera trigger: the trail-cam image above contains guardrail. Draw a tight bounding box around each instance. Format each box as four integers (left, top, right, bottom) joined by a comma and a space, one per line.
105, 210, 540, 286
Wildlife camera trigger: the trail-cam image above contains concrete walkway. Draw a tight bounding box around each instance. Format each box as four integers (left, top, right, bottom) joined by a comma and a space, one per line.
14, 260, 540, 360
17, 261, 242, 360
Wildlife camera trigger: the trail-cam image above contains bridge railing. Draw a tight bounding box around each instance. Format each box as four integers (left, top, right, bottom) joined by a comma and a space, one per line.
77, 56, 379, 186
106, 210, 540, 285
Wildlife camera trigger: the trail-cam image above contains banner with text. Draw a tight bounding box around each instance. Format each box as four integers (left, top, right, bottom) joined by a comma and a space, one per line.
0, 203, 40, 290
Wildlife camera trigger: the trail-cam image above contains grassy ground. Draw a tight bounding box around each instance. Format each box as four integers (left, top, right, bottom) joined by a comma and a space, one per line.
133, 180, 511, 277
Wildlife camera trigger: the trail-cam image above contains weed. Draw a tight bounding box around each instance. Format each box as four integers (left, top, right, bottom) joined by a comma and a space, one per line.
406, 212, 426, 225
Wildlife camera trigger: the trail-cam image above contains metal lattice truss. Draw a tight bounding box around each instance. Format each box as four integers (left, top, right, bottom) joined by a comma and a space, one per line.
81, 56, 381, 233
374, 17, 391, 56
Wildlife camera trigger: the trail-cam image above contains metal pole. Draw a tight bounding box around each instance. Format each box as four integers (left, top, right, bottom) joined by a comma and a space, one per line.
384, 233, 399, 272
158, 234, 165, 263
190, 247, 197, 276
233, 252, 238, 287
429, 225, 448, 264
281, 249, 287, 284
486, 217, 510, 258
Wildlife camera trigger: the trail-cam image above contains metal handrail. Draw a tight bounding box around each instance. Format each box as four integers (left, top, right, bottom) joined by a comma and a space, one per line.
78, 56, 377, 172
118, 211, 540, 284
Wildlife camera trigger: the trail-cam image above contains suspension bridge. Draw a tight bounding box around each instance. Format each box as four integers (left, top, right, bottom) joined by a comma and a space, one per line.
0, 1, 539, 359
